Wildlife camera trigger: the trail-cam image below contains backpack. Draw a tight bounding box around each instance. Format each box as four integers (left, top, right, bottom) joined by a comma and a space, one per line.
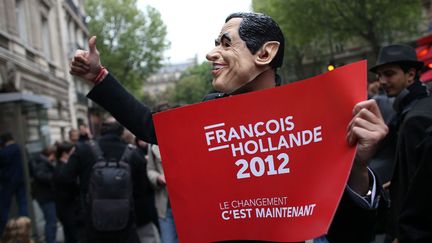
87, 139, 134, 231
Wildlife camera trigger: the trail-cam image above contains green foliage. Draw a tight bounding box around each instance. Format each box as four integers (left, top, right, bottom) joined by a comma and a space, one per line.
85, 0, 170, 97
166, 62, 213, 105
140, 91, 160, 110
252, 0, 423, 82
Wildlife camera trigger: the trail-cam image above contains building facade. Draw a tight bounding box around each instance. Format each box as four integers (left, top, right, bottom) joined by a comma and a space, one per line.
0, 0, 91, 155
0, 0, 93, 237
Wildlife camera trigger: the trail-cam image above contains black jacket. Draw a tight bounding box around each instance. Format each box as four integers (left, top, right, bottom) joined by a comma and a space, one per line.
53, 160, 80, 203
397, 126, 432, 242
87, 74, 381, 243
386, 80, 432, 241
31, 154, 56, 203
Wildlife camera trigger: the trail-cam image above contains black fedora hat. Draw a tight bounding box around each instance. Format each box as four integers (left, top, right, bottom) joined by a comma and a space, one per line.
369, 44, 423, 73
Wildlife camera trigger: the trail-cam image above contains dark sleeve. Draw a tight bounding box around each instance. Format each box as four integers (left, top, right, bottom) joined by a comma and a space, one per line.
87, 74, 158, 144
59, 144, 84, 183
326, 190, 380, 243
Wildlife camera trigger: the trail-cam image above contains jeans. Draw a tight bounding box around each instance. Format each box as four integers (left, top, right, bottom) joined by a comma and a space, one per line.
0, 181, 29, 236
159, 208, 178, 243
38, 201, 57, 243
314, 236, 329, 243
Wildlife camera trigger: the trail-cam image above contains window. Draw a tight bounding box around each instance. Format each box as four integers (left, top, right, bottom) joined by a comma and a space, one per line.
68, 20, 76, 46
15, 0, 28, 43
0, 67, 5, 87
41, 16, 52, 60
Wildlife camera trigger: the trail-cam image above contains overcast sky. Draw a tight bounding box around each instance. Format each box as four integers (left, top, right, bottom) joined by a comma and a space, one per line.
137, 0, 252, 64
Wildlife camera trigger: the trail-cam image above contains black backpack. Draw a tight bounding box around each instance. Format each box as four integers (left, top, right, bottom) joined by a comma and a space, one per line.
87, 139, 134, 231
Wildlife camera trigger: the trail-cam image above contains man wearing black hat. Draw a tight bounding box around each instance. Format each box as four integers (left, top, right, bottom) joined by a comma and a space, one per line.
370, 44, 432, 242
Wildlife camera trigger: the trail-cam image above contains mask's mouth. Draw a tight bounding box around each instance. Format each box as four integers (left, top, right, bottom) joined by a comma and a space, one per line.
212, 63, 226, 71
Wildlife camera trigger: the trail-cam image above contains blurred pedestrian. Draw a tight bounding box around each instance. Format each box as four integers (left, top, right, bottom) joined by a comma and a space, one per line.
134, 138, 160, 243
68, 129, 79, 144
147, 144, 177, 243
0, 216, 33, 243
0, 132, 29, 237
78, 124, 92, 142
54, 142, 81, 243
30, 146, 57, 243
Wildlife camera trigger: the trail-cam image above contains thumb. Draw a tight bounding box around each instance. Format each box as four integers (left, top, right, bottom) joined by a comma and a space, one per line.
88, 36, 98, 54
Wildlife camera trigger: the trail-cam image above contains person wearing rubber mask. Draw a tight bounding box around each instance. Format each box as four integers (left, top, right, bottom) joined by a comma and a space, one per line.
70, 12, 388, 242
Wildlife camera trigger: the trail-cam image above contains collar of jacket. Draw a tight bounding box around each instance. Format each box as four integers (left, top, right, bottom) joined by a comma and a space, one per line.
202, 74, 283, 102
393, 79, 428, 114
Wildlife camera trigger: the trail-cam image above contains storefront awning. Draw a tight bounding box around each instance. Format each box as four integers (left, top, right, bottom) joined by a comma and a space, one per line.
0, 92, 52, 108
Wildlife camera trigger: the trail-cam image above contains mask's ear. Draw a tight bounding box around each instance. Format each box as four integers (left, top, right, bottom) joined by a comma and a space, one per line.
255, 41, 280, 66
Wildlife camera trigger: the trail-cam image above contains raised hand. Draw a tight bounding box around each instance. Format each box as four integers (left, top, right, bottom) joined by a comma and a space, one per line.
69, 36, 103, 83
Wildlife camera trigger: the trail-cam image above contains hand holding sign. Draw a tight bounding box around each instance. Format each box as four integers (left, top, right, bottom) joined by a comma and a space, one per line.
349, 99, 388, 165
157, 175, 166, 186
347, 99, 388, 195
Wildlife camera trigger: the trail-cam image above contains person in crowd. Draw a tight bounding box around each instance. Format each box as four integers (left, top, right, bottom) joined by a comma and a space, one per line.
68, 129, 79, 144
0, 132, 29, 237
122, 128, 136, 145
31, 146, 57, 243
369, 44, 432, 242
69, 12, 388, 242
147, 143, 177, 243
60, 117, 150, 243
0, 216, 33, 243
134, 138, 161, 243
78, 124, 92, 142
53, 142, 81, 243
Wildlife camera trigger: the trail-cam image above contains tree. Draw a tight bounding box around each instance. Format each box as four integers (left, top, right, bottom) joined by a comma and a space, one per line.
85, 0, 170, 97
166, 62, 213, 105
252, 0, 423, 82
313, 0, 422, 56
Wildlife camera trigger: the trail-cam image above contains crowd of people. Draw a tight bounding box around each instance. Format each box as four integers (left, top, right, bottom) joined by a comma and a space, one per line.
0, 122, 173, 243
1, 10, 431, 243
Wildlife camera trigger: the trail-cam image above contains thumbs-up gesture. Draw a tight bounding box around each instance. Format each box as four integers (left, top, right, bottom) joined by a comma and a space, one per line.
69, 36, 104, 83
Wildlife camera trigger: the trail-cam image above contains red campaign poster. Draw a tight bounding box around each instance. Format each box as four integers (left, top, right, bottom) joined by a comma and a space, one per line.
153, 60, 367, 242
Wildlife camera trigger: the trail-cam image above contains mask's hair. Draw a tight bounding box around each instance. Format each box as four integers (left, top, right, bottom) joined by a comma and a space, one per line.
226, 12, 285, 69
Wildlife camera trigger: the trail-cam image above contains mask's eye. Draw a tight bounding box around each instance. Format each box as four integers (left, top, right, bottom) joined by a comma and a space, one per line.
221, 38, 231, 48
214, 39, 220, 47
